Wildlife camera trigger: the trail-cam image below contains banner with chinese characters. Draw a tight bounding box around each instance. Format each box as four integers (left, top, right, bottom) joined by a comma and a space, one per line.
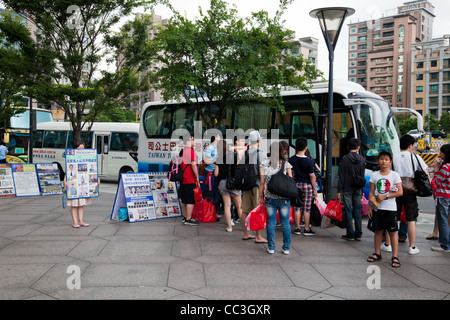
65, 149, 99, 200
0, 164, 16, 197
11, 164, 40, 197
36, 163, 63, 195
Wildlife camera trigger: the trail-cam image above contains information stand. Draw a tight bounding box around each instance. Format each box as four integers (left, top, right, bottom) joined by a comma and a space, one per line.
0, 164, 16, 197
111, 172, 182, 223
11, 164, 40, 197
65, 148, 99, 199
36, 163, 63, 195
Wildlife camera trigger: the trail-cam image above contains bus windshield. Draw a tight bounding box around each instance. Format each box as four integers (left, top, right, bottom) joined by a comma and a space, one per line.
354, 98, 400, 163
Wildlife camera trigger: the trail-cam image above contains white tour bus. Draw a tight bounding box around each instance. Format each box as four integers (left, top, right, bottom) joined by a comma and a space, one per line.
137, 80, 422, 198
33, 122, 139, 180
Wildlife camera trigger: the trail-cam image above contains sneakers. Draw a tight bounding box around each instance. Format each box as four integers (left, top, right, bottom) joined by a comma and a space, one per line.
431, 246, 450, 253
293, 228, 302, 235
183, 218, 199, 225
282, 249, 290, 255
303, 228, 316, 236
267, 248, 275, 254
341, 235, 355, 241
381, 243, 392, 252
408, 246, 420, 255
225, 226, 232, 232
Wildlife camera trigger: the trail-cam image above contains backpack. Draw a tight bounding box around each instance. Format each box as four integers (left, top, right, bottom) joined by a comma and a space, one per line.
167, 148, 188, 182
226, 150, 258, 191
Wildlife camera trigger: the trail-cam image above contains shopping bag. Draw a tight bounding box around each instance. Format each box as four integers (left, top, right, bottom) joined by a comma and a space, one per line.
399, 207, 406, 222
324, 199, 343, 222
193, 183, 203, 203
315, 196, 327, 216
310, 200, 322, 227
361, 194, 369, 216
249, 204, 267, 231
320, 215, 334, 229
277, 207, 295, 224
192, 198, 217, 223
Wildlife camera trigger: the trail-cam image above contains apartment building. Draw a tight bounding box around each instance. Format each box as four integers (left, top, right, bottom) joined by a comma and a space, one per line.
411, 35, 450, 118
348, 1, 435, 109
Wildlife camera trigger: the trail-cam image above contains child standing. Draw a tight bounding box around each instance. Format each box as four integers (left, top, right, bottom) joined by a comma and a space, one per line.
367, 151, 403, 268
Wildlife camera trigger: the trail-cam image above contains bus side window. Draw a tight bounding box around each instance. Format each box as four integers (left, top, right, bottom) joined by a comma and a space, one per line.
33, 130, 44, 148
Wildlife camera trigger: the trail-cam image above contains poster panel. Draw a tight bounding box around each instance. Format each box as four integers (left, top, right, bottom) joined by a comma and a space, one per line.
65, 149, 99, 200
11, 164, 40, 197
150, 177, 182, 218
36, 163, 63, 195
122, 173, 156, 223
0, 164, 16, 197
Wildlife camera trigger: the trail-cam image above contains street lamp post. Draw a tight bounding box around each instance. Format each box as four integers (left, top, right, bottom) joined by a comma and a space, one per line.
309, 7, 355, 202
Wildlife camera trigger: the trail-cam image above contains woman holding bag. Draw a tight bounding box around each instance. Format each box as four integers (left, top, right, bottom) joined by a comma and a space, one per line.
260, 141, 293, 255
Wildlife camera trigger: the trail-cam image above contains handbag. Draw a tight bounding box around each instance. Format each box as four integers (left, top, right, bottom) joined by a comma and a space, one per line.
324, 199, 343, 222
193, 183, 203, 202
290, 188, 304, 208
310, 199, 322, 227
267, 162, 298, 198
361, 194, 369, 216
248, 204, 267, 231
192, 198, 217, 223
392, 158, 417, 195
412, 154, 433, 197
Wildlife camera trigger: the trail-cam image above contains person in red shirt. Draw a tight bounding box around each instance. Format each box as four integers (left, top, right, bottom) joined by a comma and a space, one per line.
180, 134, 200, 225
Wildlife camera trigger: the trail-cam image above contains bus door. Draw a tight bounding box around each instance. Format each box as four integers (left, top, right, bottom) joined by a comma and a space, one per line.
95, 133, 110, 176
289, 112, 321, 188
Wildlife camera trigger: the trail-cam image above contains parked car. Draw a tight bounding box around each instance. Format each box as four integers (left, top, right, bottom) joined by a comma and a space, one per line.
407, 129, 425, 140
431, 130, 448, 139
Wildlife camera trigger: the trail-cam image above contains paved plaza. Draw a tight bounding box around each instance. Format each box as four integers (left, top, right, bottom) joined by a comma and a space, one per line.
0, 182, 449, 300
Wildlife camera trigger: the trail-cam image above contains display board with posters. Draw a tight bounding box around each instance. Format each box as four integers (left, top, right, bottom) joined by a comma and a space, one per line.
65, 148, 99, 200
150, 177, 182, 219
11, 164, 40, 197
111, 173, 156, 223
0, 164, 16, 197
36, 163, 63, 195
111, 172, 182, 223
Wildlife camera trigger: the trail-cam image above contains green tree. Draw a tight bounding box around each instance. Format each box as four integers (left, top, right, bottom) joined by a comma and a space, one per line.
3, 0, 157, 146
152, 0, 323, 129
439, 112, 450, 133
0, 10, 55, 127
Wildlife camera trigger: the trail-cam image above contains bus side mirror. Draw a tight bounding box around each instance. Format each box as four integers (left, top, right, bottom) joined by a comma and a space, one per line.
343, 99, 382, 128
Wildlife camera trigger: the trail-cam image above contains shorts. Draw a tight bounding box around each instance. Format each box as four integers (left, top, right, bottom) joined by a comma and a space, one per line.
294, 182, 313, 213
372, 209, 398, 232
218, 179, 242, 197
180, 183, 196, 205
396, 194, 419, 222
242, 186, 260, 214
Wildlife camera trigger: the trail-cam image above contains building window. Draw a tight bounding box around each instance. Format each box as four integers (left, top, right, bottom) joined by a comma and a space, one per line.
416, 62, 424, 69
430, 85, 438, 92
399, 26, 405, 43
358, 36, 367, 42
350, 36, 357, 43
431, 60, 438, 67
416, 86, 423, 92
416, 98, 423, 104
416, 74, 424, 81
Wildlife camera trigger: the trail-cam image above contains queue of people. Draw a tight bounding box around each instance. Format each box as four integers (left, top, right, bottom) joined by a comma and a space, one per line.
175, 130, 450, 264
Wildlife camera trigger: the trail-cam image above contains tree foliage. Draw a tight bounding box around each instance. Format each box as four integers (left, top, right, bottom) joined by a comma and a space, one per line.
3, 0, 157, 146
152, 0, 323, 129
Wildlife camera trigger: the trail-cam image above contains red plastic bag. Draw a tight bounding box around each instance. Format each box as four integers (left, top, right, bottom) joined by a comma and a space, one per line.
361, 194, 369, 216
277, 207, 295, 224
249, 204, 267, 231
192, 198, 216, 223
399, 207, 406, 222
193, 183, 202, 203
324, 199, 343, 222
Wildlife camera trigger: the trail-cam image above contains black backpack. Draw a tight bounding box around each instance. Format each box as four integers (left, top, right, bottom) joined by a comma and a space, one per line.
226, 150, 258, 191
351, 158, 366, 189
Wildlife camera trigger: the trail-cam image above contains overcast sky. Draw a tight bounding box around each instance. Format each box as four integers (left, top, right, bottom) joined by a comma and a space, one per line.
149, 0, 450, 81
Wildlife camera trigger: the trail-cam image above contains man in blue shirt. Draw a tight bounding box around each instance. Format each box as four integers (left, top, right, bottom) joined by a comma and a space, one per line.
0, 140, 8, 163
203, 131, 221, 206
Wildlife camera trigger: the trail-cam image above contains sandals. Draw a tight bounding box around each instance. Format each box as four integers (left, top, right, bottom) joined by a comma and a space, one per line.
367, 253, 382, 263
391, 257, 401, 268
